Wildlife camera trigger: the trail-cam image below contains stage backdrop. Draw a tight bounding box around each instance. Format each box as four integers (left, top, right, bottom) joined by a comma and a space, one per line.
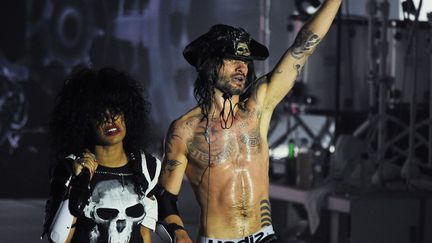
0, 0, 402, 198
0, 0, 295, 197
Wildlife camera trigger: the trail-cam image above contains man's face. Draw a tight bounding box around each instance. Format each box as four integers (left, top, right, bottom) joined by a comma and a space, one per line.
215, 58, 249, 95
93, 111, 126, 146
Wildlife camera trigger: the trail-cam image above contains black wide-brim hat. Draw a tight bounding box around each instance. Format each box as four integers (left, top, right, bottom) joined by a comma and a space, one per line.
183, 24, 269, 68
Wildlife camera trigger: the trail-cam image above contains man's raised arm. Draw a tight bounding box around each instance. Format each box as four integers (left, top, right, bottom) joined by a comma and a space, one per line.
262, 0, 342, 111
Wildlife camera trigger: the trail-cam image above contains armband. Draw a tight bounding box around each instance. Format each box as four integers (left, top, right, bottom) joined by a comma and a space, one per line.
155, 186, 180, 220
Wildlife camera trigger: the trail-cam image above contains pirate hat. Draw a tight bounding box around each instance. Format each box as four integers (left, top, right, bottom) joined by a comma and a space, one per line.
183, 24, 269, 68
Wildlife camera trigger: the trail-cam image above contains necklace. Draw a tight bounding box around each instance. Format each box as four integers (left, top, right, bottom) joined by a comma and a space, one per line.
94, 170, 133, 189
94, 171, 133, 176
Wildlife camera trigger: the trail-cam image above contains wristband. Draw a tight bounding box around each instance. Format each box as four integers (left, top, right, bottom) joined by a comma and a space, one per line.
168, 223, 184, 232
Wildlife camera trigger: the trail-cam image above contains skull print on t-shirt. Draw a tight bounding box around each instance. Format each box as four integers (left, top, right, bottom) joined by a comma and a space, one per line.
70, 163, 152, 243
84, 180, 145, 243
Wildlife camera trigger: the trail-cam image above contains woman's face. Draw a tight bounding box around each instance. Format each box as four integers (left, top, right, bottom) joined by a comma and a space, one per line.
93, 112, 126, 146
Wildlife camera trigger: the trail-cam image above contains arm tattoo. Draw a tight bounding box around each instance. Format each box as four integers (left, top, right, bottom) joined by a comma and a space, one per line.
260, 199, 272, 227
165, 123, 182, 154
163, 123, 184, 175
290, 29, 321, 60
166, 135, 181, 154
162, 159, 182, 175
294, 63, 303, 77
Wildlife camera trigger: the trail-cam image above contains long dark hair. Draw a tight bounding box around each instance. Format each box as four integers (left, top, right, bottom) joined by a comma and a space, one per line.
49, 67, 152, 195
193, 56, 257, 118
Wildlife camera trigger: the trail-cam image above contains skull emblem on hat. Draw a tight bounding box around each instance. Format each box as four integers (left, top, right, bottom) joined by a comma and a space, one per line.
183, 24, 269, 68
235, 42, 251, 57
84, 180, 145, 243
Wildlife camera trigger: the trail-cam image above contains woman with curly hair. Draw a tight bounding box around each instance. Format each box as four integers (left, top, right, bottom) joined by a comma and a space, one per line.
42, 67, 160, 243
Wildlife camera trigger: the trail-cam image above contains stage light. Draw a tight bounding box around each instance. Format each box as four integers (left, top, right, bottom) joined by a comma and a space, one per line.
294, 0, 322, 20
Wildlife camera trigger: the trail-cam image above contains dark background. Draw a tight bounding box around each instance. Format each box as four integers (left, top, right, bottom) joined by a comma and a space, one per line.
2, 1, 432, 243
0, 0, 407, 198
0, 0, 297, 198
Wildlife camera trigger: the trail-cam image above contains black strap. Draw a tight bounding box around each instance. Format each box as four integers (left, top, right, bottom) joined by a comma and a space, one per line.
144, 152, 157, 181
131, 151, 158, 197
68, 169, 91, 217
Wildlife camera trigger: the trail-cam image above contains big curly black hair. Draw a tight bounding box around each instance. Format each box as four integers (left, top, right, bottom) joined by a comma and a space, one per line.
49, 67, 151, 160
194, 56, 257, 118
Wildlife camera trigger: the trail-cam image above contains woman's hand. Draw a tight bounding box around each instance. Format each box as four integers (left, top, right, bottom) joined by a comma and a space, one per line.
73, 149, 98, 177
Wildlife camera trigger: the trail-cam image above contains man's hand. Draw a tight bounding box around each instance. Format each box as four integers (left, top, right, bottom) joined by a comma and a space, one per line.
259, 0, 341, 113
175, 229, 193, 243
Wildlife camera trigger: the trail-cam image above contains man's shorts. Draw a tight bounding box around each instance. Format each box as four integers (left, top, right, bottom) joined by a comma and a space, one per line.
199, 225, 275, 243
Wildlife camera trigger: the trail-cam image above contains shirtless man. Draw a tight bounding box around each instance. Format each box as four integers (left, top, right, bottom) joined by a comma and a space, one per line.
157, 1, 342, 242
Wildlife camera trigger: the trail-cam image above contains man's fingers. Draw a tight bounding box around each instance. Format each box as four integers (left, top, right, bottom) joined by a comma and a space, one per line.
175, 231, 192, 243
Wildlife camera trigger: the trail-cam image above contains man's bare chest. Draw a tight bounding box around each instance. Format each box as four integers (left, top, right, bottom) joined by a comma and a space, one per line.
186, 116, 264, 166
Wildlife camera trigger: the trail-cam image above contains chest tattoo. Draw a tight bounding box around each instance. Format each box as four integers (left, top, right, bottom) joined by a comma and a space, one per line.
239, 128, 262, 151
187, 130, 237, 165
185, 107, 264, 165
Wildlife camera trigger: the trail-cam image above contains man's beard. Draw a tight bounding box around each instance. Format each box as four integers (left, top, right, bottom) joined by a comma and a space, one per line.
215, 77, 245, 96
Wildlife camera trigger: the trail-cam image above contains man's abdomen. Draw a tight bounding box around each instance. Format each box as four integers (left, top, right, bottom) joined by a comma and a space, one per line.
195, 164, 270, 238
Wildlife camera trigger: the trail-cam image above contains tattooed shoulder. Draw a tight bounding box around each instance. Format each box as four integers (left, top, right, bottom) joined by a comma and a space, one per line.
166, 122, 183, 145
168, 114, 201, 139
